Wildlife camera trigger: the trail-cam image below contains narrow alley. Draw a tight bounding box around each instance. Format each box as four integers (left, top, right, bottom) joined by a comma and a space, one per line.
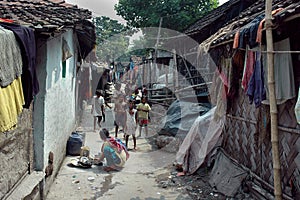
46, 101, 191, 200
2, 1, 300, 199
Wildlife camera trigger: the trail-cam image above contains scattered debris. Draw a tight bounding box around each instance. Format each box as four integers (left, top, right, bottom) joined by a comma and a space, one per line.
72, 180, 80, 184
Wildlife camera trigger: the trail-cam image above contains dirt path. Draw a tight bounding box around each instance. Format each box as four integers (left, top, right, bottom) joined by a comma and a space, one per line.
46, 103, 191, 200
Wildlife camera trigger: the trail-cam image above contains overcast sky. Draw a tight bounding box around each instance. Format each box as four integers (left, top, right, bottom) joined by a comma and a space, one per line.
66, 0, 229, 23
219, 0, 229, 6
66, 0, 126, 23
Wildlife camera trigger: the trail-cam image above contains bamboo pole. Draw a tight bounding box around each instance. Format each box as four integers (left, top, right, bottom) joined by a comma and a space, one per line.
172, 49, 179, 91
153, 17, 163, 83
149, 61, 152, 84
265, 0, 282, 199
165, 63, 169, 99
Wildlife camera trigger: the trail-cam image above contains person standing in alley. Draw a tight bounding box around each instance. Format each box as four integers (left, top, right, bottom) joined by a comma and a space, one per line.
141, 84, 148, 97
91, 90, 104, 131
129, 57, 134, 84
113, 82, 127, 138
124, 100, 138, 150
102, 96, 113, 123
136, 96, 151, 138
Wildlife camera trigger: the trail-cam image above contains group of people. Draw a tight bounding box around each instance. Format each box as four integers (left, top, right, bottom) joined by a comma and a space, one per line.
112, 82, 151, 149
91, 82, 151, 172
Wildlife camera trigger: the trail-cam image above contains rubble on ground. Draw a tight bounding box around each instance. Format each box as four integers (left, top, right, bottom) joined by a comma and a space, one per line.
145, 125, 254, 200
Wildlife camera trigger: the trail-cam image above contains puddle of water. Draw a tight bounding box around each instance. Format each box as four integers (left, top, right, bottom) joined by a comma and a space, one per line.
93, 174, 122, 199
93, 174, 112, 199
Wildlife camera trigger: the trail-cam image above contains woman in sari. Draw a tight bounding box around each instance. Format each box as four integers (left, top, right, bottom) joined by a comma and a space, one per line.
97, 128, 129, 171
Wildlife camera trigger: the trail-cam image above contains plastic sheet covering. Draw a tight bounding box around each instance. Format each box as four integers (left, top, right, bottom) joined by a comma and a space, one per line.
209, 150, 248, 197
175, 107, 224, 174
158, 100, 211, 137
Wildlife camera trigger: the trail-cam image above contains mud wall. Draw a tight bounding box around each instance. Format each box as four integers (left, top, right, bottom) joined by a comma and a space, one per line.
0, 108, 34, 199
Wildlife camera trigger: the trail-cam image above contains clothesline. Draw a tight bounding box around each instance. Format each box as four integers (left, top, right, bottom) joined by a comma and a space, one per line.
174, 82, 212, 93
260, 50, 300, 54
239, 47, 300, 54
209, 41, 300, 54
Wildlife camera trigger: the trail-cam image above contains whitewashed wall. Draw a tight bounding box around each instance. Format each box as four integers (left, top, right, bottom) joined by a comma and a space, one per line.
34, 29, 77, 173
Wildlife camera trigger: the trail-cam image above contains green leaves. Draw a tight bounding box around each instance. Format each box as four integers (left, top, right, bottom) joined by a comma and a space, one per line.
92, 16, 133, 62
115, 0, 218, 32
93, 0, 219, 63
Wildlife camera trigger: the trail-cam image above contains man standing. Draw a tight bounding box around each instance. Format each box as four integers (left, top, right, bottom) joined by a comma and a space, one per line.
91, 90, 104, 131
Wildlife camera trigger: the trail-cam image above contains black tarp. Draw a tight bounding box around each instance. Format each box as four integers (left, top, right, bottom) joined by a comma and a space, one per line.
158, 100, 211, 137
209, 149, 248, 197
75, 20, 96, 60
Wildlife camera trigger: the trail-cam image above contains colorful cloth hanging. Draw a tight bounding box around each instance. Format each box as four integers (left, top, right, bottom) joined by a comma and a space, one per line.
0, 77, 24, 132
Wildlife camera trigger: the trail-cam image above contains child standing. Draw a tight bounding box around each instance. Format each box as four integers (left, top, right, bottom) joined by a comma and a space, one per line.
136, 96, 151, 138
113, 82, 126, 138
124, 100, 138, 150
91, 90, 105, 131
141, 84, 147, 97
114, 93, 127, 138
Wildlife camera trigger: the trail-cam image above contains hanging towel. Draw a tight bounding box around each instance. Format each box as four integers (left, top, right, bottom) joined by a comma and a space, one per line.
0, 22, 39, 108
262, 38, 295, 104
247, 51, 266, 107
241, 46, 255, 93
0, 26, 23, 87
0, 77, 24, 132
295, 87, 300, 124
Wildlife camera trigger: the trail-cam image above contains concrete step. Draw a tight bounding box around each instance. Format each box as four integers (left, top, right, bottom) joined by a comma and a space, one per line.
4, 171, 44, 200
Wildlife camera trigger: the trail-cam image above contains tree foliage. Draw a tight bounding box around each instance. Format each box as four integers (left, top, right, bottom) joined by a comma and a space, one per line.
129, 35, 151, 56
115, 34, 151, 62
115, 0, 219, 33
92, 16, 135, 62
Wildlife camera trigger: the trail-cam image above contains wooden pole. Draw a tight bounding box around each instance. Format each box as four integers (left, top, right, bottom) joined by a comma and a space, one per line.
172, 49, 177, 93
149, 61, 152, 84
153, 17, 163, 83
265, 0, 282, 199
142, 62, 145, 86
165, 63, 169, 99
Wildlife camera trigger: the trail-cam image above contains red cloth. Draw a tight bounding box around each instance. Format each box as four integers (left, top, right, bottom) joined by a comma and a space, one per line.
108, 137, 130, 160
256, 8, 284, 44
216, 69, 228, 100
242, 50, 255, 92
233, 29, 240, 49
0, 18, 14, 23
138, 119, 149, 125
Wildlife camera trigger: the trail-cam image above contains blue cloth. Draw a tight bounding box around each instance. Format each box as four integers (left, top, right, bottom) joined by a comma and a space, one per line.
103, 145, 121, 166
0, 22, 39, 108
238, 14, 265, 49
246, 51, 266, 107
115, 138, 128, 151
129, 61, 134, 71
